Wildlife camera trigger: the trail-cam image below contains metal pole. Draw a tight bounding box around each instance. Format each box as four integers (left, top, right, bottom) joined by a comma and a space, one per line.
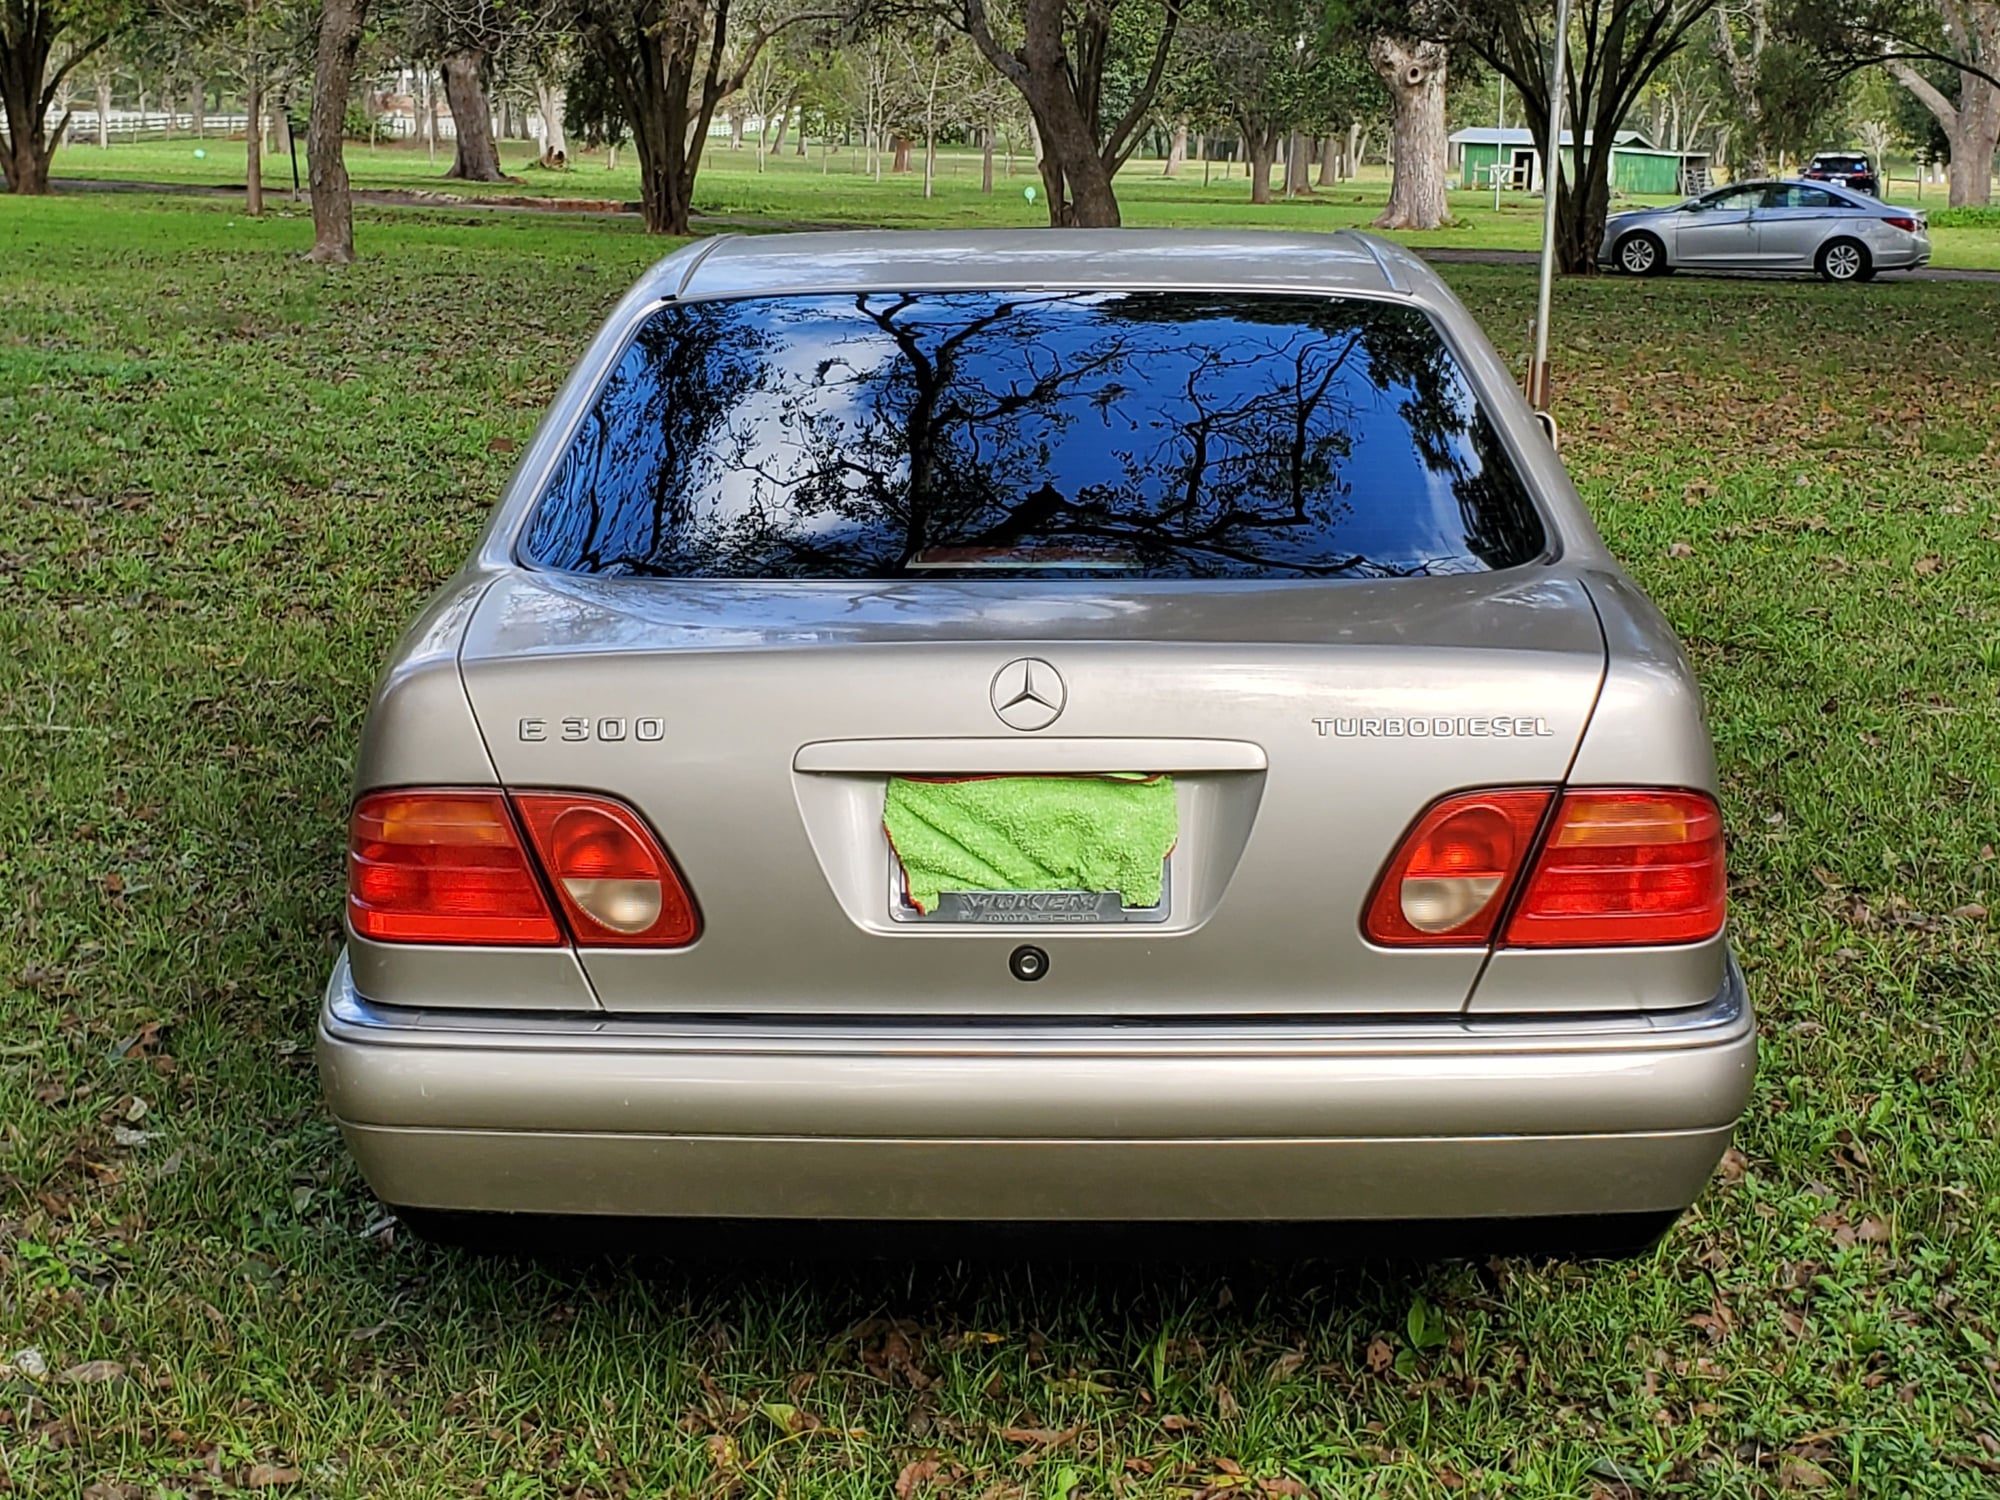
1527, 0, 1572, 410
1494, 76, 1506, 212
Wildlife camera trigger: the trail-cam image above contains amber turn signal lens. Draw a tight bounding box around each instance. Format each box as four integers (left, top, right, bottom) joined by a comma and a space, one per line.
1502, 789, 1725, 948
347, 791, 562, 946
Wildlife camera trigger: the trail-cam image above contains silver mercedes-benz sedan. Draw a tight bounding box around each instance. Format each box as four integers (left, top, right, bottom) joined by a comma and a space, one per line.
319, 230, 1754, 1255
1600, 178, 1930, 280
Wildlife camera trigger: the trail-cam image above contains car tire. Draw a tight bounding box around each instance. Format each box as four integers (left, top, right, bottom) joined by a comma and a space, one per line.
1817, 238, 1871, 283
1615, 232, 1669, 277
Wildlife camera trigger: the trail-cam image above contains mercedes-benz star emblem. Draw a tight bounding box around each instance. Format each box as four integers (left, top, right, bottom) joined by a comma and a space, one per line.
990, 658, 1066, 731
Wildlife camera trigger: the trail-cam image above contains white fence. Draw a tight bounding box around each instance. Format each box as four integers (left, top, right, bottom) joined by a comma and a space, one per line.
65, 111, 251, 139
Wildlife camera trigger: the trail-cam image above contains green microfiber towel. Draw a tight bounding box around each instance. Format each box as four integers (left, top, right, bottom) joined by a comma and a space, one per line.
884, 774, 1177, 915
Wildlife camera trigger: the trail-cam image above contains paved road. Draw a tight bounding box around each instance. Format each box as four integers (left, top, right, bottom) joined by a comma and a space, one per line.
1415, 245, 1999, 282
47, 176, 2000, 283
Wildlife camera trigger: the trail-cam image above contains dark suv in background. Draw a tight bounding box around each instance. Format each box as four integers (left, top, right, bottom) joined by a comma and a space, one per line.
1804, 153, 1879, 197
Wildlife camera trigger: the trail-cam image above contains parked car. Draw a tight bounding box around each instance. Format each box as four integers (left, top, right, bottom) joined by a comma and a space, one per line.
1803, 152, 1879, 197
1600, 179, 1930, 281
320, 230, 1755, 1257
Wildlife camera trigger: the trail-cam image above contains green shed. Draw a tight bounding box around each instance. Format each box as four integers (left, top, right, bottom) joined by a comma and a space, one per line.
1449, 127, 1711, 198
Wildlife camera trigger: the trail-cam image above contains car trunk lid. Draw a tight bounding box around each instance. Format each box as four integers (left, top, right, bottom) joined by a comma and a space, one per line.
460, 568, 1606, 1017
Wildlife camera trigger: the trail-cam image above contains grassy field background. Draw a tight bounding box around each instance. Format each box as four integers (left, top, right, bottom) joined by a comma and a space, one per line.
2, 193, 1999, 1497
44, 137, 2000, 269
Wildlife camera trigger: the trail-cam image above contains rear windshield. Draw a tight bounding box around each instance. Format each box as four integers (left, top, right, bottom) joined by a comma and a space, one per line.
520, 290, 1546, 580
1814, 156, 1868, 170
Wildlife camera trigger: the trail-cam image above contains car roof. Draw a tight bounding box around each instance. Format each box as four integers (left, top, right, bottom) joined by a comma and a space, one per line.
1707, 177, 1870, 198
650, 229, 1447, 305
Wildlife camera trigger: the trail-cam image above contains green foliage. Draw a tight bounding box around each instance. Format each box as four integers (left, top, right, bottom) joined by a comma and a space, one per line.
1929, 204, 2000, 226
1749, 40, 1854, 162
563, 41, 628, 150
342, 101, 388, 138
1172, 0, 1385, 136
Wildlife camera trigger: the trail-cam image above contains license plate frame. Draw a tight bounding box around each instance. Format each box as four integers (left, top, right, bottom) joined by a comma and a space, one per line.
887, 849, 1173, 925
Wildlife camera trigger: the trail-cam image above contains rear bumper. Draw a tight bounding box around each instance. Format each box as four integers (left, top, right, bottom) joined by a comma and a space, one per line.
318, 952, 1756, 1222
1876, 236, 1930, 269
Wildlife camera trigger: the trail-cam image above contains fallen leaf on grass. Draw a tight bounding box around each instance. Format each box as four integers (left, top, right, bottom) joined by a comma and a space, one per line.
760, 1401, 821, 1433
896, 1457, 941, 1498
1000, 1425, 1079, 1449
1686, 1300, 1734, 1342
1161, 1414, 1200, 1432
1667, 541, 1696, 558
243, 1465, 301, 1488
1717, 1147, 1749, 1183
486, 437, 518, 454
1776, 1455, 1831, 1489
1365, 1338, 1394, 1374
1215, 1382, 1239, 1420
59, 1360, 126, 1384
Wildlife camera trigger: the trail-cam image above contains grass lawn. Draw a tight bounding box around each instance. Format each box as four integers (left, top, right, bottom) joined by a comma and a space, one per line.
2, 193, 1999, 1498
47, 135, 2000, 270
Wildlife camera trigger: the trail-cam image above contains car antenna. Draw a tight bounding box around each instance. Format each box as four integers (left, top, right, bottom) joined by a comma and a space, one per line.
1525, 0, 1572, 414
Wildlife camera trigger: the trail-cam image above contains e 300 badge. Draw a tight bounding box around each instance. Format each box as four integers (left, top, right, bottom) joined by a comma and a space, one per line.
518, 717, 665, 743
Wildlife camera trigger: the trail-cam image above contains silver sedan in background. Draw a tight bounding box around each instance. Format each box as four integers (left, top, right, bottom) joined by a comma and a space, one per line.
1601, 179, 1931, 281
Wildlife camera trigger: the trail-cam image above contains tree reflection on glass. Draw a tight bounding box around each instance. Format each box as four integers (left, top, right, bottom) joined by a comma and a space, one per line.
522, 290, 1545, 580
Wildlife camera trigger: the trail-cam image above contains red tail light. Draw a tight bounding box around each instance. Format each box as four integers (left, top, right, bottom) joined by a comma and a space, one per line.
347, 789, 700, 948
513, 793, 701, 947
1365, 787, 1726, 949
1883, 216, 1919, 232
348, 791, 562, 946
1363, 790, 1553, 946
1503, 789, 1726, 947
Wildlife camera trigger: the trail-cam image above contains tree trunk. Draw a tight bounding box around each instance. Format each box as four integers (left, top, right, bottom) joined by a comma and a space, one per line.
981, 125, 993, 190
95, 76, 110, 148
306, 0, 369, 261
796, 111, 808, 154
576, 0, 794, 236
1890, 60, 1998, 208
162, 87, 174, 139
440, 48, 503, 180
1163, 120, 1186, 176
535, 80, 567, 165
246, 76, 264, 215
769, 96, 791, 154
1317, 133, 1339, 185
1369, 35, 1452, 229
1284, 130, 1312, 195
0, 18, 84, 193
1245, 121, 1276, 204
955, 0, 1185, 228
891, 134, 912, 172
1712, 3, 1769, 178
729, 108, 745, 149
191, 78, 206, 136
